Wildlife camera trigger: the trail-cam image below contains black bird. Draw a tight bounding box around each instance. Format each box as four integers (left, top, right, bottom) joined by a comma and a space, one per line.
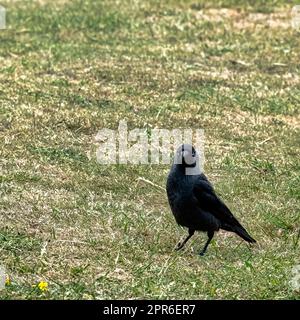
166, 144, 256, 256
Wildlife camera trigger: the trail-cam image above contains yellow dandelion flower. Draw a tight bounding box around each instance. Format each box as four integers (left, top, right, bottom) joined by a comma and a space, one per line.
38, 281, 48, 291
5, 276, 11, 286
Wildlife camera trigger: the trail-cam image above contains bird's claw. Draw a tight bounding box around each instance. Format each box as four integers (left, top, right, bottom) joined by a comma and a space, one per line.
175, 242, 183, 251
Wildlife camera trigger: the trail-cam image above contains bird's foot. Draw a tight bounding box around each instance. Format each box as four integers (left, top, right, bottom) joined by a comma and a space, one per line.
175, 242, 184, 251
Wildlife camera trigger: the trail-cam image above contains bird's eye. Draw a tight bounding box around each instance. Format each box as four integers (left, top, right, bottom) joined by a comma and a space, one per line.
192, 149, 196, 157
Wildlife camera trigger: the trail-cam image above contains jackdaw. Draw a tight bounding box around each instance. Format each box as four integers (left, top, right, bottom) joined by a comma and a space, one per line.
166, 144, 256, 256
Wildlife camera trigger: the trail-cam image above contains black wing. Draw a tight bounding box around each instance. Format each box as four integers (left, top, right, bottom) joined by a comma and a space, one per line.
193, 175, 243, 228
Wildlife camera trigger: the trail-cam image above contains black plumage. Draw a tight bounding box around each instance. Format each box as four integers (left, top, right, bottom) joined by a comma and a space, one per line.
166, 144, 256, 256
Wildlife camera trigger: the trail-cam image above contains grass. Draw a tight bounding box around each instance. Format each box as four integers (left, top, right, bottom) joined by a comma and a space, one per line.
0, 0, 299, 299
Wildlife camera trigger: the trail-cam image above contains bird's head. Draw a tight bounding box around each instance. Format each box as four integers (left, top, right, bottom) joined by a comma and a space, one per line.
174, 144, 200, 175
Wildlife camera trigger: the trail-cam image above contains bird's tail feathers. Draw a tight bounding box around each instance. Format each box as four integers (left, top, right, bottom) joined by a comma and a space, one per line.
234, 226, 256, 243
222, 224, 256, 243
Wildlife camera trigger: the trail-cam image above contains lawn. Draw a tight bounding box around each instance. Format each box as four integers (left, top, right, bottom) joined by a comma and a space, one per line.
0, 0, 299, 299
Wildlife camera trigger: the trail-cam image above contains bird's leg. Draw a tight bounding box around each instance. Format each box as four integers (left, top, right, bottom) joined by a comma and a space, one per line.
199, 231, 214, 256
175, 229, 195, 251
